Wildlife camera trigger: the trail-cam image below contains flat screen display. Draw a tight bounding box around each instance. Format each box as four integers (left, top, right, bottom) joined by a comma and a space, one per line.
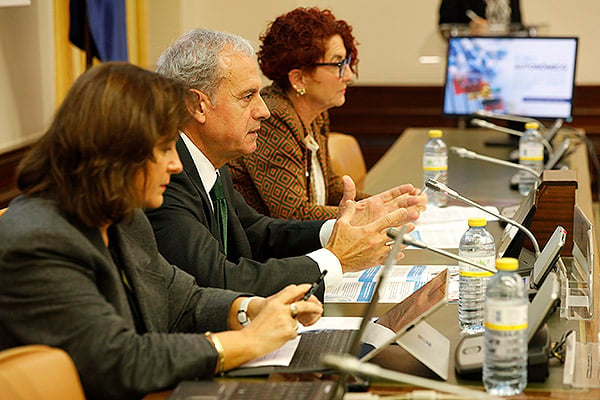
442, 36, 578, 120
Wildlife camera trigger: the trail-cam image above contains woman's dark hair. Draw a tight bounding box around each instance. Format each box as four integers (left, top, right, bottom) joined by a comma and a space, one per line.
17, 62, 193, 227
258, 7, 359, 90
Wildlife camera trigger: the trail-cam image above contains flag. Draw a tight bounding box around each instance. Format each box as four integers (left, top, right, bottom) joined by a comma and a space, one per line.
69, 0, 128, 62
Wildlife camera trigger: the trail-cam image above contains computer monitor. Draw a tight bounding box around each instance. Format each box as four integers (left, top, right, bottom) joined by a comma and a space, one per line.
442, 36, 578, 121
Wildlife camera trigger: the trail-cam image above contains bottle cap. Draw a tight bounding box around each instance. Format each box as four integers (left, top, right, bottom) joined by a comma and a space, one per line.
467, 217, 487, 227
525, 122, 539, 130
496, 257, 518, 271
428, 129, 442, 138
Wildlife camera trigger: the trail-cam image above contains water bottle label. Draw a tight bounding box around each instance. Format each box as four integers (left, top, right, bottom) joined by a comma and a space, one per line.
485, 302, 527, 331
423, 155, 448, 171
459, 256, 495, 277
519, 142, 544, 161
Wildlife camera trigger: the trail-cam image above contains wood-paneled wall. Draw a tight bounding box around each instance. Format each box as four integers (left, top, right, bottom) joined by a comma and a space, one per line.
1, 85, 599, 207
329, 86, 454, 169
329, 85, 600, 169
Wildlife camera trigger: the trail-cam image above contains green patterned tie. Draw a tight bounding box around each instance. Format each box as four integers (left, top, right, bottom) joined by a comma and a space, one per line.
210, 173, 228, 254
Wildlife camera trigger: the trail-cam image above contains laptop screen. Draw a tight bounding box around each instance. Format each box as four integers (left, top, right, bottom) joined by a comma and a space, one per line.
375, 268, 447, 333
358, 268, 448, 364
442, 36, 578, 121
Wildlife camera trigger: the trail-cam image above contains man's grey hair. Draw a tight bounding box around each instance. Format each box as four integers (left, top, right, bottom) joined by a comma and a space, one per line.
156, 28, 255, 103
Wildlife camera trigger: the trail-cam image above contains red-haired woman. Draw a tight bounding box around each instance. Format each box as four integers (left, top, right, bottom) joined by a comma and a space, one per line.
228, 7, 370, 220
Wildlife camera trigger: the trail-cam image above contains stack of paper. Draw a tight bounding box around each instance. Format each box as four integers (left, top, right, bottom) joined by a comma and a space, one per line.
409, 205, 499, 249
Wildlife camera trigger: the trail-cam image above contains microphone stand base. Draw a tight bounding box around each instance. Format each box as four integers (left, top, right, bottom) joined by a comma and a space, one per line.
455, 324, 551, 382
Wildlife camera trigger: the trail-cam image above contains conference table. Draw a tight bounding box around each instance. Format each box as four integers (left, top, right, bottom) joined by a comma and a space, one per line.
147, 128, 599, 399
324, 127, 599, 399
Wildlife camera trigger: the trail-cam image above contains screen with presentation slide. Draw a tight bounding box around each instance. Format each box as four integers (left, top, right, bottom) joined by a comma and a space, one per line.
442, 36, 578, 120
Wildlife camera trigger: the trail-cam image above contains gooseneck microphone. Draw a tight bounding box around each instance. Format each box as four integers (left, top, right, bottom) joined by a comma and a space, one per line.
451, 146, 539, 179
425, 178, 541, 257
330, 225, 409, 400
473, 111, 565, 144
386, 228, 495, 274
471, 118, 553, 155
471, 118, 523, 137
322, 354, 503, 400
473, 110, 537, 124
545, 118, 564, 143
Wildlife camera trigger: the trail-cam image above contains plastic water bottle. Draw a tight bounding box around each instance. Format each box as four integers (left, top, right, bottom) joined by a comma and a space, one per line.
483, 257, 528, 396
518, 122, 544, 196
458, 217, 496, 334
423, 129, 447, 207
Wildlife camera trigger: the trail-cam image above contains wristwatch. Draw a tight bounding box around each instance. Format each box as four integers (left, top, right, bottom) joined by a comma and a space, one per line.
237, 296, 258, 327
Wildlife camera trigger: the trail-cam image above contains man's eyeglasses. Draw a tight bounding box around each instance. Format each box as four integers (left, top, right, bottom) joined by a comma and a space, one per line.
313, 54, 352, 78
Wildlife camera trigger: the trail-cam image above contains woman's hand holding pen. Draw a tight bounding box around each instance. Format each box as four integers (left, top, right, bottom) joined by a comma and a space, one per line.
243, 284, 322, 333
234, 285, 322, 358
216, 285, 323, 371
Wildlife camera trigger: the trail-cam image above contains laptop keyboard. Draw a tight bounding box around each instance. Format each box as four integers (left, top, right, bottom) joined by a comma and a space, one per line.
230, 381, 333, 400
289, 329, 356, 369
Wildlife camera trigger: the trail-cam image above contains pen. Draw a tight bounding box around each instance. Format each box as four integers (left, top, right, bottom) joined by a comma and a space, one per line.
465, 9, 480, 22
302, 270, 327, 301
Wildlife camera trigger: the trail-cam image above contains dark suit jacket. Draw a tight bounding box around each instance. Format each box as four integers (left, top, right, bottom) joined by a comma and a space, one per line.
145, 138, 326, 298
0, 195, 242, 400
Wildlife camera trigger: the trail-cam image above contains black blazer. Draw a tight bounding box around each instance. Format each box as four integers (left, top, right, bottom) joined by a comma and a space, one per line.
146, 138, 326, 298
0, 195, 242, 400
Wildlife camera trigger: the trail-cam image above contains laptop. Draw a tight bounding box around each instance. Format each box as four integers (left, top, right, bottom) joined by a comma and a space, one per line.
168, 228, 447, 399
226, 266, 448, 377
168, 380, 336, 400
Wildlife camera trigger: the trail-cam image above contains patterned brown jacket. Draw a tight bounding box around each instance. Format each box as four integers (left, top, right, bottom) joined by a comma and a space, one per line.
228, 84, 368, 220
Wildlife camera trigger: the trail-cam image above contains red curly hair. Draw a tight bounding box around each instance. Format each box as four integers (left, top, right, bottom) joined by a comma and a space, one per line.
258, 7, 359, 90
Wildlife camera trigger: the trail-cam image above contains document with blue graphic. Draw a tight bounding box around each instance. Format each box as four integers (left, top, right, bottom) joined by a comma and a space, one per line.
325, 265, 458, 303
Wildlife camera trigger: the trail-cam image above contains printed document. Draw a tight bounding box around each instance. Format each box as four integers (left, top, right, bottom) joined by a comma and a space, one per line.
325, 265, 458, 303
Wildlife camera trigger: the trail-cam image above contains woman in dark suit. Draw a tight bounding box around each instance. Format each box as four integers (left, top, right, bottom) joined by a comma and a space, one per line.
0, 62, 322, 400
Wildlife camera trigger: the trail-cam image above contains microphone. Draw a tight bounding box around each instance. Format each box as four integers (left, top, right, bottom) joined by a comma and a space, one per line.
471, 118, 553, 155
473, 110, 537, 124
471, 118, 522, 137
330, 225, 410, 399
473, 111, 565, 146
322, 354, 503, 400
425, 179, 541, 257
451, 146, 539, 179
545, 118, 564, 143
387, 227, 495, 274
